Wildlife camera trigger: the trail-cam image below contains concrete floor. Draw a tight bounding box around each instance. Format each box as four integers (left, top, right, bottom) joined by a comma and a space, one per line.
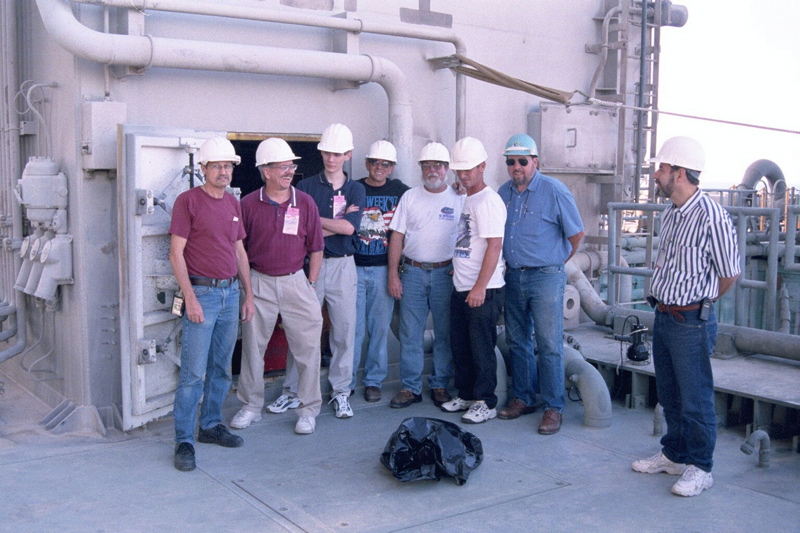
1, 370, 799, 533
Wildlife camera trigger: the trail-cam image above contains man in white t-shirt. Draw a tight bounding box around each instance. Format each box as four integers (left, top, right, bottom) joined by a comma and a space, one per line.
387, 142, 465, 409
439, 138, 506, 424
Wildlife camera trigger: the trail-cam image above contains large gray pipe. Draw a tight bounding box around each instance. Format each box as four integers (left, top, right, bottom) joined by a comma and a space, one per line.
564, 345, 612, 428
0, 0, 28, 364
75, 0, 468, 139
740, 429, 771, 468
739, 159, 787, 196
497, 329, 612, 428
36, 0, 414, 181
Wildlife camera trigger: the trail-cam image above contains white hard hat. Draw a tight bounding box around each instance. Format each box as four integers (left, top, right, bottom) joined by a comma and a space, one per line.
418, 142, 450, 164
197, 137, 241, 165
255, 138, 300, 167
450, 137, 488, 170
317, 123, 354, 153
650, 136, 705, 172
366, 140, 397, 163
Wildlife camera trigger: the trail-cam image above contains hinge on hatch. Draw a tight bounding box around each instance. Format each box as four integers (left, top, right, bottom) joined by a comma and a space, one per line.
134, 188, 154, 215
138, 339, 157, 364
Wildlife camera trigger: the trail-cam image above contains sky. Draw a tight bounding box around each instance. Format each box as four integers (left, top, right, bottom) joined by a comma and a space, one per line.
656, 0, 800, 189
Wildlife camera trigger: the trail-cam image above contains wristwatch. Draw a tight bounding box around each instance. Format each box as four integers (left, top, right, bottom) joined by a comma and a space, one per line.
309, 280, 317, 288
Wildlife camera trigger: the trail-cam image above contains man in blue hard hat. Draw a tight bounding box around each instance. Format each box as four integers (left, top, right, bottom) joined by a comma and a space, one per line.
497, 134, 584, 435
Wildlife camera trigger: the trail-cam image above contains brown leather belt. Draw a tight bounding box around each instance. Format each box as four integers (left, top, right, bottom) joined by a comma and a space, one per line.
403, 257, 452, 270
189, 276, 237, 288
656, 302, 701, 322
656, 303, 701, 313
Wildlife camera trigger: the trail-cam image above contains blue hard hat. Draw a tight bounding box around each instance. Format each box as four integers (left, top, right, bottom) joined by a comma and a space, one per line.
503, 134, 538, 157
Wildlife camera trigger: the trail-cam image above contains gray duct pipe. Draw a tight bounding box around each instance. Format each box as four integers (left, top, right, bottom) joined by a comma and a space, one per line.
739, 159, 787, 197
740, 429, 771, 468
0, 0, 28, 365
496, 329, 612, 428
564, 345, 612, 428
76, 0, 468, 139
610, 308, 800, 363
566, 259, 612, 326
36, 0, 414, 181
653, 403, 664, 436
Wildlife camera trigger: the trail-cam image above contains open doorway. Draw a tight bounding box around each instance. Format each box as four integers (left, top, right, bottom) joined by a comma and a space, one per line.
227, 134, 347, 376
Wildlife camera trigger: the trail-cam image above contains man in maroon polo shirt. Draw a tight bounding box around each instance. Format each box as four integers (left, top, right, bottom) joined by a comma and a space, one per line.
231, 138, 325, 435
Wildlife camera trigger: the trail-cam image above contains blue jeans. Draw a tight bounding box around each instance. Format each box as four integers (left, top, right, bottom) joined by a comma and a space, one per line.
653, 305, 718, 472
174, 282, 240, 444
397, 264, 454, 394
351, 265, 394, 389
450, 287, 505, 409
504, 266, 565, 411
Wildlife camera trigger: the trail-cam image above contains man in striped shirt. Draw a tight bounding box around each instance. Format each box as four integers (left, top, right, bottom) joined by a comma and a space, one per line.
632, 136, 740, 497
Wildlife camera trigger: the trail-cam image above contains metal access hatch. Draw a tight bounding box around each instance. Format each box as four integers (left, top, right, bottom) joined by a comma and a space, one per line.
117, 125, 228, 431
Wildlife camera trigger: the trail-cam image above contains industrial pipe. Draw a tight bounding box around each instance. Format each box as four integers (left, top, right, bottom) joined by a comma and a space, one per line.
0, 0, 28, 365
653, 403, 664, 436
740, 429, 771, 468
74, 0, 468, 138
564, 344, 613, 428
36, 0, 415, 181
609, 308, 800, 363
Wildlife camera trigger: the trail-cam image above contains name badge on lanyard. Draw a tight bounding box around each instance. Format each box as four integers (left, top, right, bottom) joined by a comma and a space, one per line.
333, 191, 347, 219
283, 187, 300, 235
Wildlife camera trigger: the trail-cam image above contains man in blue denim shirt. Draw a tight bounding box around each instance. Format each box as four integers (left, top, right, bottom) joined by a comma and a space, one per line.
632, 136, 739, 497
168, 137, 255, 471
497, 134, 584, 435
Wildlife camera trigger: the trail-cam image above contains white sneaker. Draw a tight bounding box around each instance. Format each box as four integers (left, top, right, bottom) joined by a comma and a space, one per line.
330, 393, 353, 418
671, 465, 713, 497
230, 409, 261, 429
266, 394, 300, 414
295, 415, 316, 435
632, 452, 687, 475
440, 397, 472, 413
461, 401, 497, 424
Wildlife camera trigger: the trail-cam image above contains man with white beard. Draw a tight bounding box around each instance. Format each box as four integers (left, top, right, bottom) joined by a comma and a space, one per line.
387, 142, 465, 409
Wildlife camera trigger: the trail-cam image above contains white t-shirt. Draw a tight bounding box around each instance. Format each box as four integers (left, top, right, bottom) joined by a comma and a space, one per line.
389, 185, 465, 263
452, 186, 506, 292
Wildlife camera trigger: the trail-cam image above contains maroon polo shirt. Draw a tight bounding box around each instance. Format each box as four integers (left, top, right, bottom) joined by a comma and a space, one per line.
240, 186, 324, 276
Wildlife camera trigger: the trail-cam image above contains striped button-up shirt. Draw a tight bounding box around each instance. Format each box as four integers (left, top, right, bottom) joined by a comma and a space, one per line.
650, 189, 740, 306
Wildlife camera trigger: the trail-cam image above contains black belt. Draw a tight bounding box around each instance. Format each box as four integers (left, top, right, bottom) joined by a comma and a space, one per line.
403, 257, 452, 270
189, 276, 237, 288
323, 253, 353, 259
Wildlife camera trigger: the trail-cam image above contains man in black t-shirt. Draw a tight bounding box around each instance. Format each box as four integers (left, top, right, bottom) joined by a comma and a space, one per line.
350, 140, 409, 402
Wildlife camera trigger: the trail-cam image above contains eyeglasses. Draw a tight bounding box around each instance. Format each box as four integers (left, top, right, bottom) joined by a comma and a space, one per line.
506, 189, 531, 226
367, 159, 394, 169
267, 164, 298, 173
420, 162, 447, 171
506, 157, 530, 167
207, 163, 235, 172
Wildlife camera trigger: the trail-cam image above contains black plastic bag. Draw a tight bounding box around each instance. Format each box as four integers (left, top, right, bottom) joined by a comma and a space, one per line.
380, 417, 483, 485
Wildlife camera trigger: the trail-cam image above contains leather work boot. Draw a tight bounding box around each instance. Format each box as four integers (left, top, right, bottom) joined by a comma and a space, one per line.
364, 386, 381, 402
497, 398, 537, 420
390, 389, 422, 408
430, 388, 452, 407
538, 409, 562, 435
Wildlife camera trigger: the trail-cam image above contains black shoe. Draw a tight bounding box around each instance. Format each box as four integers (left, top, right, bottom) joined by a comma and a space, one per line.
390, 389, 422, 408
198, 424, 244, 448
364, 386, 381, 402
174, 442, 196, 471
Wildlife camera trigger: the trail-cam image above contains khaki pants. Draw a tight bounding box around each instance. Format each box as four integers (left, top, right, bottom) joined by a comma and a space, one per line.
238, 270, 322, 417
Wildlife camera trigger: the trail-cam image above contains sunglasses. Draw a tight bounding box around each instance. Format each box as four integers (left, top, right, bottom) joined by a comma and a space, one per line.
420, 162, 447, 171
506, 157, 530, 167
367, 159, 394, 169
